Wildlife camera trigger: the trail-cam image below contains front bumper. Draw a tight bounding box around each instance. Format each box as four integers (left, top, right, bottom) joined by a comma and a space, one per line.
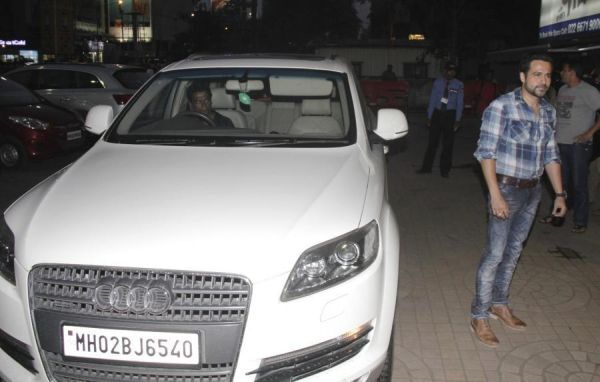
0, 256, 394, 382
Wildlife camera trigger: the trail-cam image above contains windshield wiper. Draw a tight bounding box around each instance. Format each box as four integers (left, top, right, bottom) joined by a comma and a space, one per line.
230, 138, 350, 147
131, 137, 217, 146
126, 137, 349, 147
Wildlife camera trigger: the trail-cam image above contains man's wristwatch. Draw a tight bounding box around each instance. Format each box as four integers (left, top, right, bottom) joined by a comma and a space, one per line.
555, 191, 567, 199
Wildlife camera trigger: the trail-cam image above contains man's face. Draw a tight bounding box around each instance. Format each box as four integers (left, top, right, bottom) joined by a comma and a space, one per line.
560, 64, 573, 83
189, 91, 211, 114
445, 68, 456, 79
520, 60, 552, 99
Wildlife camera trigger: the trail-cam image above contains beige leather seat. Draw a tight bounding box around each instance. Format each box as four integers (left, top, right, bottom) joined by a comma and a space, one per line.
288, 99, 343, 137
211, 88, 248, 129
265, 101, 300, 134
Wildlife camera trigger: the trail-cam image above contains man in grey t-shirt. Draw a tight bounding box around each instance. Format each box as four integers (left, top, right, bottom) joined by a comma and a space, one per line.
552, 61, 600, 232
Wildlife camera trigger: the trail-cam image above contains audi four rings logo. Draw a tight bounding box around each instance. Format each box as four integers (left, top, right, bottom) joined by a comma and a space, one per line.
93, 279, 172, 314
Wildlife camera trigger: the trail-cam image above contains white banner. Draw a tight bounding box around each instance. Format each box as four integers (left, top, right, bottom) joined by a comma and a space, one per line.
539, 0, 600, 40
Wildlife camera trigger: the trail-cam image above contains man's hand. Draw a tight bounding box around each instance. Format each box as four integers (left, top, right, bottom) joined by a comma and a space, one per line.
552, 197, 567, 217
453, 122, 460, 132
490, 194, 509, 220
427, 119, 431, 128
574, 131, 594, 143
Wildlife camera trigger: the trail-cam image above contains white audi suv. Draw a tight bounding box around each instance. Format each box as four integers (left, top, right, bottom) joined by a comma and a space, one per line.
0, 54, 408, 382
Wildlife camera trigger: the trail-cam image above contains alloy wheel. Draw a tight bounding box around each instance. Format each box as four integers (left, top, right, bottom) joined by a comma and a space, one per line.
0, 142, 21, 168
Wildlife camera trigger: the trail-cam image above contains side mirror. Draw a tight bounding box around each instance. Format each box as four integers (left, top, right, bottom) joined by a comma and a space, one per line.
85, 105, 113, 135
373, 108, 409, 141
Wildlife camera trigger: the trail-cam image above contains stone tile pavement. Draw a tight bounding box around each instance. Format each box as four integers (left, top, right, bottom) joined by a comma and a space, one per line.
386, 112, 600, 381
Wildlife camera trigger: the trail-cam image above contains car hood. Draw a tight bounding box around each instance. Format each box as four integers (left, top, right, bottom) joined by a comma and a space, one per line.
10, 142, 371, 281
0, 103, 80, 125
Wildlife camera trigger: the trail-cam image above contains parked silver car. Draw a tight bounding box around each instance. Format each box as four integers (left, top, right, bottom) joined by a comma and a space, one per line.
4, 63, 152, 119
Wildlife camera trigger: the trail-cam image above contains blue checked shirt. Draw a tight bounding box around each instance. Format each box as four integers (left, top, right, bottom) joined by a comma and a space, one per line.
474, 88, 560, 179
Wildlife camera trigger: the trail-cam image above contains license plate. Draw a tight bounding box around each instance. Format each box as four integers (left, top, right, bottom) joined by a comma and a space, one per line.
62, 325, 200, 364
67, 130, 82, 141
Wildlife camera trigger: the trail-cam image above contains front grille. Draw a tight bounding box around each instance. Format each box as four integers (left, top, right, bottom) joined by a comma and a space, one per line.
29, 265, 251, 382
30, 265, 249, 322
45, 353, 230, 382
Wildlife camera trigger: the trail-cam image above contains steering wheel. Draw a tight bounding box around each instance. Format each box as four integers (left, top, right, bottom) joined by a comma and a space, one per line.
179, 111, 216, 127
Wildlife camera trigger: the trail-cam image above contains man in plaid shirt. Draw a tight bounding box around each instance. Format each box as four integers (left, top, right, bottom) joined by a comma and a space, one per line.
470, 54, 567, 348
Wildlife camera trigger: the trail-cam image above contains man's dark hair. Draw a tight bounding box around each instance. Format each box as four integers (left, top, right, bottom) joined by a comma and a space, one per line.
186, 81, 212, 100
561, 59, 584, 79
519, 53, 553, 75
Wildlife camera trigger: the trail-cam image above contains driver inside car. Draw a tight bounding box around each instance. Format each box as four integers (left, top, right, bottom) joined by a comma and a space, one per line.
186, 82, 235, 128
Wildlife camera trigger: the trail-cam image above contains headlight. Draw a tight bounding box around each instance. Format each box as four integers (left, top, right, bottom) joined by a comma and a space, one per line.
0, 214, 16, 284
281, 220, 379, 301
8, 116, 49, 130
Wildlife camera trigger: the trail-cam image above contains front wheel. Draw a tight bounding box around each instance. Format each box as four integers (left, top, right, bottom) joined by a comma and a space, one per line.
0, 138, 27, 168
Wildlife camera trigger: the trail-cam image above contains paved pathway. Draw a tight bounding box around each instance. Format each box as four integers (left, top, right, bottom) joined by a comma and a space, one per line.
387, 112, 600, 382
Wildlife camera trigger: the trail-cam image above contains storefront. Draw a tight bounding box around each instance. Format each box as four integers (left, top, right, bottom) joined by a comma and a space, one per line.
0, 39, 38, 63
488, 0, 600, 85
0, 38, 39, 73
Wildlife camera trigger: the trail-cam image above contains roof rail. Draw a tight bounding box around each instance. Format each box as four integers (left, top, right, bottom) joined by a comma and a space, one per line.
185, 53, 327, 62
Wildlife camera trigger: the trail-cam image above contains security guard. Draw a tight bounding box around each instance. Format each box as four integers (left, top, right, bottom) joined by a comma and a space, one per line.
418, 62, 464, 178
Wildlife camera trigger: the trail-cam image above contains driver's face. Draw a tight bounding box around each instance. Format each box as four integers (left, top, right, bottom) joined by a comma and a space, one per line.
190, 91, 211, 113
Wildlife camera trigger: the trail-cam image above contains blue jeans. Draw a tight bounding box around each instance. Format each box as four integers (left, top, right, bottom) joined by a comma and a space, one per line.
471, 183, 541, 319
559, 143, 593, 227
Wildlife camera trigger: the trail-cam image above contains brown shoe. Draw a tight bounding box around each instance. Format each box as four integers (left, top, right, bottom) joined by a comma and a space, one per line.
470, 318, 499, 348
489, 305, 526, 331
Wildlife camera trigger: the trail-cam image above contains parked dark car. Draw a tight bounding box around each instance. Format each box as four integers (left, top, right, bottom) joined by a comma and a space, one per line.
0, 77, 85, 168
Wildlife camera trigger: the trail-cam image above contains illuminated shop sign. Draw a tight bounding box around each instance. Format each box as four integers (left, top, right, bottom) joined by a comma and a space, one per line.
539, 0, 600, 40
0, 40, 27, 48
408, 34, 426, 41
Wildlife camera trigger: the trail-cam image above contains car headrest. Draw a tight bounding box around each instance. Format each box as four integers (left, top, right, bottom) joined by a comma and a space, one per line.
301, 99, 331, 116
270, 76, 333, 97
211, 88, 236, 109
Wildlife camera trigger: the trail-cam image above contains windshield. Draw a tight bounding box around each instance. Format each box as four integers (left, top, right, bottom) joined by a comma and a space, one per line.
105, 68, 355, 147
0, 76, 41, 106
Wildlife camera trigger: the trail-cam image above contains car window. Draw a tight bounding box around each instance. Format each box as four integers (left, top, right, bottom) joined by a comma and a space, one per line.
38, 70, 75, 90
106, 68, 356, 147
113, 69, 153, 89
74, 71, 104, 89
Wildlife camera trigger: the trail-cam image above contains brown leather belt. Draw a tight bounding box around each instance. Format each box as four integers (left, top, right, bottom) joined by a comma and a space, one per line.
496, 174, 539, 189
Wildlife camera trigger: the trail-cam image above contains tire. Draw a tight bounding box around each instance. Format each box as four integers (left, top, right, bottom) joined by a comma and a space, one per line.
377, 334, 394, 382
0, 138, 27, 169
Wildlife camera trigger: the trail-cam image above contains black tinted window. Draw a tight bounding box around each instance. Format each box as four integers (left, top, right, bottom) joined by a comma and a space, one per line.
38, 70, 75, 89
113, 69, 152, 89
74, 71, 104, 88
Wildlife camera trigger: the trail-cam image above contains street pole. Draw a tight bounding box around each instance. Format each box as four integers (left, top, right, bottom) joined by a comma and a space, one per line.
53, 0, 58, 60
118, 0, 124, 42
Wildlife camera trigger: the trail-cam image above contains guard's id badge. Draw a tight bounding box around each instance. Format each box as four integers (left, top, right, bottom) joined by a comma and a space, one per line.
441, 97, 448, 104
